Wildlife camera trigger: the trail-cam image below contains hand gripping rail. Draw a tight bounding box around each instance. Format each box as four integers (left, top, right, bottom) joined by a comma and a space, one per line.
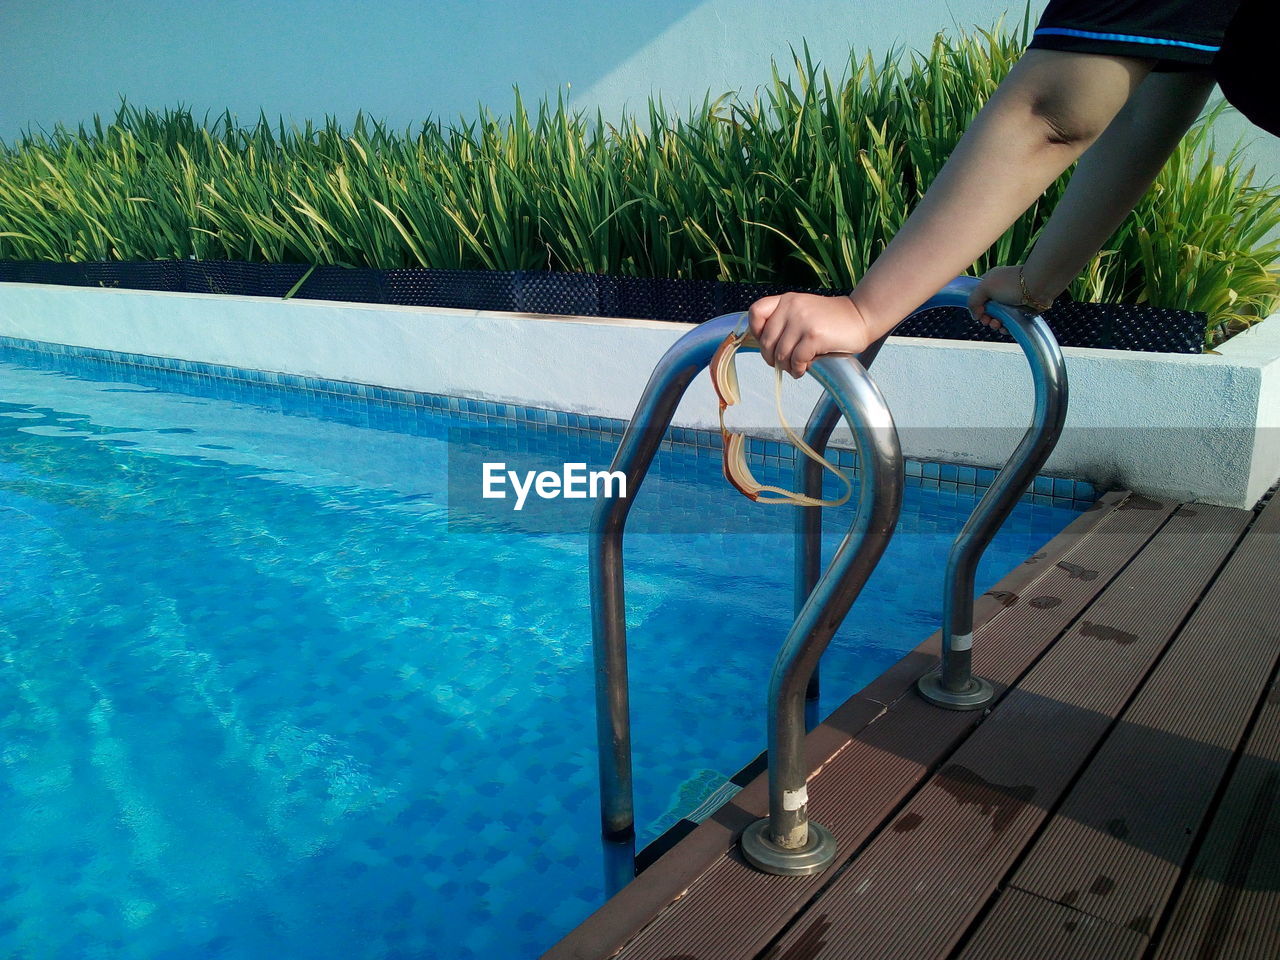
795, 276, 1068, 714
590, 311, 903, 894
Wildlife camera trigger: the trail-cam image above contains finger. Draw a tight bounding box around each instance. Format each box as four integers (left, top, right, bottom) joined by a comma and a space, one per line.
747, 295, 781, 341
967, 287, 991, 326
772, 322, 805, 377
789, 334, 817, 379
976, 305, 1002, 332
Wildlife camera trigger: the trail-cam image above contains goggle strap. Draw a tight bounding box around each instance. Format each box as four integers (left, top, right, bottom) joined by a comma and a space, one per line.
768, 362, 853, 508
713, 330, 854, 509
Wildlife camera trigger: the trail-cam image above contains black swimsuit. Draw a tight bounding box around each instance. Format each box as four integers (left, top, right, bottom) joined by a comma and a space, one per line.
1027, 0, 1278, 135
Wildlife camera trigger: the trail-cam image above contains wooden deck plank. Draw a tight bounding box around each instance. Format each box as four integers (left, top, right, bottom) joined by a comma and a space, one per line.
757, 498, 1232, 960
954, 888, 1146, 960
541, 492, 1129, 960
1011, 499, 1273, 934
1153, 676, 1280, 960
573, 493, 1177, 960
1150, 495, 1280, 960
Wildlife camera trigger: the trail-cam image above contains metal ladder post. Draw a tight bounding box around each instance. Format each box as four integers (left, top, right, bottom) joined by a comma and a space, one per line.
793, 276, 1068, 714
740, 344, 902, 874
589, 312, 903, 894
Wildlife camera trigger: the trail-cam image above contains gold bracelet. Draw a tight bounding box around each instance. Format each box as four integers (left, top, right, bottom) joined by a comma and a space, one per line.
1018, 267, 1054, 313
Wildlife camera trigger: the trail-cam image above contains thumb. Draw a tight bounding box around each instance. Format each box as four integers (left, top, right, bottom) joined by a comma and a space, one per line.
966, 279, 991, 322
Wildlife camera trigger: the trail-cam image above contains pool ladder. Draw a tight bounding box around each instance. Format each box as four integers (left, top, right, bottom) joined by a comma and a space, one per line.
589, 275, 1067, 894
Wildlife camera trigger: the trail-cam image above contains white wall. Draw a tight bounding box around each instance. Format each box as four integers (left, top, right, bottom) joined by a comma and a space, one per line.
2, 283, 1277, 508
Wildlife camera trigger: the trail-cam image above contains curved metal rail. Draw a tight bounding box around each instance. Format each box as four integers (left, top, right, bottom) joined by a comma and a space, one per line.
590, 311, 903, 894
794, 275, 1068, 714
795, 335, 888, 729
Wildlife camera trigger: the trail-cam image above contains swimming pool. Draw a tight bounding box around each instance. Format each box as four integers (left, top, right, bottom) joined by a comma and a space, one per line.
0, 346, 1085, 959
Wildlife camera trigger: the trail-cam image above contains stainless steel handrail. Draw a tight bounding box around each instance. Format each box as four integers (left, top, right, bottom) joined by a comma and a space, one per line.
793, 275, 1068, 714
590, 311, 903, 894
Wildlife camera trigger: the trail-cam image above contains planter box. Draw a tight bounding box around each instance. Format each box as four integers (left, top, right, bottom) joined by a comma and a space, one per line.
0, 282, 1274, 508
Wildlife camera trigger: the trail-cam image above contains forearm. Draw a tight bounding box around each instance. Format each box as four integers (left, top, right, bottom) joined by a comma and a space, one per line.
848, 50, 1152, 339
1020, 69, 1217, 303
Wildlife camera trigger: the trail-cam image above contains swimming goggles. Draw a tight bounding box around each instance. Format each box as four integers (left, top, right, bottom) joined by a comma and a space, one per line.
709, 323, 852, 507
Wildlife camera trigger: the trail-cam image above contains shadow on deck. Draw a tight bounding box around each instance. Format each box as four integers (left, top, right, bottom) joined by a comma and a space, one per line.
546, 486, 1280, 960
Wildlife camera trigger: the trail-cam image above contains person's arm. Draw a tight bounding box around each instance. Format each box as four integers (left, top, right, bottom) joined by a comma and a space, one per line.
749, 49, 1156, 377
970, 66, 1219, 328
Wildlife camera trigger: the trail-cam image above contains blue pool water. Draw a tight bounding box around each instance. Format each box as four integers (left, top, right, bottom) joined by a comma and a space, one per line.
0, 348, 1084, 959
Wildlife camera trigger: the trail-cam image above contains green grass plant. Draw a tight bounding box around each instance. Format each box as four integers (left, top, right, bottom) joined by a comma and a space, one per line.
1, 14, 1277, 347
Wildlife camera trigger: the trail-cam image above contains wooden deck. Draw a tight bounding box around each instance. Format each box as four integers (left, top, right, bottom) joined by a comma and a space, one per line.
545, 486, 1280, 960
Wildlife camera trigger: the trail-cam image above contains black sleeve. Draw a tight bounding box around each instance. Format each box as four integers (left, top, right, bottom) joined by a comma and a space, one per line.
1214, 0, 1280, 135
1027, 0, 1245, 67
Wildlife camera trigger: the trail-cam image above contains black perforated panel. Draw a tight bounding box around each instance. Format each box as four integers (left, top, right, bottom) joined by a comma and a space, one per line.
0, 260, 1207, 353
